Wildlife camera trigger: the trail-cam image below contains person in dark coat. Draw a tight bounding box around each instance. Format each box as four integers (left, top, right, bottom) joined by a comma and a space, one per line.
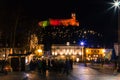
41, 59, 47, 76
63, 59, 70, 75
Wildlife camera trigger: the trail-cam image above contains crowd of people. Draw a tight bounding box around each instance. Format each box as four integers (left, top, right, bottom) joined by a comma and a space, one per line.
29, 58, 73, 75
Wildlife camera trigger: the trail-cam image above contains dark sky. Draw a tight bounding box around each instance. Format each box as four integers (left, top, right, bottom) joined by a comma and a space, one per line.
0, 0, 118, 44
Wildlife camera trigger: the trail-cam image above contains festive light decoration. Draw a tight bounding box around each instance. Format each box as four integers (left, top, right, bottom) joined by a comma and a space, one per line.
49, 19, 61, 26
30, 34, 38, 51
38, 13, 79, 27
38, 20, 49, 28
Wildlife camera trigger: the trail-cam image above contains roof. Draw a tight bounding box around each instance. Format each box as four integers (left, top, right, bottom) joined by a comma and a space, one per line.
8, 52, 32, 57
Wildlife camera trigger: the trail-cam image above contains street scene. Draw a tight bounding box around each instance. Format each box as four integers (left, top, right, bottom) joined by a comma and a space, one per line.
1, 0, 120, 80
0, 63, 120, 80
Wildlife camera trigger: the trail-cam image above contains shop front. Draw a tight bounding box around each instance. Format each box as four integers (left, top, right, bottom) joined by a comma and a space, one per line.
8, 52, 34, 71
85, 48, 112, 62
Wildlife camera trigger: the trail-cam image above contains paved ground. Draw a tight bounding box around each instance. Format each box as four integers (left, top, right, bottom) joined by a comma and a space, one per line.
0, 63, 120, 80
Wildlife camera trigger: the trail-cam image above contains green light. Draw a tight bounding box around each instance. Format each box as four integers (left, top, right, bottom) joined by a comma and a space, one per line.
42, 20, 49, 28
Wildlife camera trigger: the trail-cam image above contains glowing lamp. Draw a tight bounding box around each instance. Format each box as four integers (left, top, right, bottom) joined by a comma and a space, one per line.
80, 42, 84, 46
114, 1, 120, 7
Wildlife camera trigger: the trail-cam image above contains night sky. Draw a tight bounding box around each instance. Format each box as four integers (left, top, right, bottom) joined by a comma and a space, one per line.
0, 0, 118, 47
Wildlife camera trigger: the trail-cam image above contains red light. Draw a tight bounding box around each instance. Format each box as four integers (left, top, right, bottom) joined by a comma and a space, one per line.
49, 19, 60, 26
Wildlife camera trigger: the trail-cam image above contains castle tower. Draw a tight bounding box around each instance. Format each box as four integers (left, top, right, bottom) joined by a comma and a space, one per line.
71, 13, 76, 20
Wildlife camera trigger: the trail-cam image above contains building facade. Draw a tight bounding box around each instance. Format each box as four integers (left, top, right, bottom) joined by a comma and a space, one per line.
51, 44, 113, 62
51, 44, 84, 62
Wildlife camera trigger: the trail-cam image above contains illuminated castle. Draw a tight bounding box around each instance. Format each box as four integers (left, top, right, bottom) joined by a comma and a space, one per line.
38, 13, 79, 27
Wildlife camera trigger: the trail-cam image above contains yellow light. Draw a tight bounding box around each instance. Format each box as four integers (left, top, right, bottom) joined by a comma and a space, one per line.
103, 53, 105, 57
35, 48, 43, 57
73, 52, 76, 55
69, 52, 71, 55
60, 52, 63, 55
102, 49, 106, 53
87, 58, 90, 61
86, 49, 89, 53
52, 52, 55, 55
72, 55, 75, 58
55, 52, 57, 55
61, 55, 65, 58
76, 58, 79, 62
25, 57, 28, 64
96, 55, 98, 57
79, 52, 82, 55
37, 49, 42, 53
10, 48, 13, 54
65, 53, 67, 55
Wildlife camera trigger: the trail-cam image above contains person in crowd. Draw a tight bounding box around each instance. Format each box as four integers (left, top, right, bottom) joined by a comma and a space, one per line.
41, 59, 47, 76
29, 60, 34, 71
47, 59, 51, 70
101, 58, 104, 67
63, 59, 70, 75
69, 59, 73, 70
37, 59, 42, 73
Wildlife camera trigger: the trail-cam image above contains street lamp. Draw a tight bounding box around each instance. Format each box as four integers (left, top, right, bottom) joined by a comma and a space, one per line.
109, 0, 120, 72
114, 1, 120, 7
80, 41, 87, 66
113, 0, 120, 73
66, 42, 70, 59
109, 0, 120, 9
80, 42, 85, 46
